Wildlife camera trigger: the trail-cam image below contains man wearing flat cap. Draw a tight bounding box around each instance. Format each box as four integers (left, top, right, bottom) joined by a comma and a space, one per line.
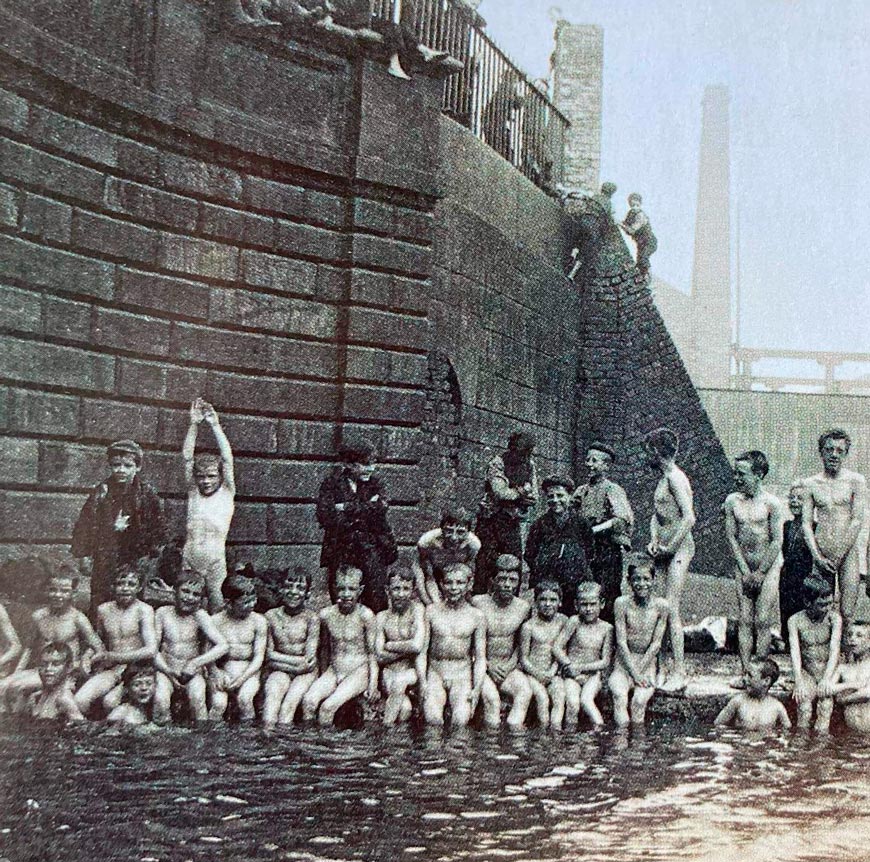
72, 440, 166, 619
316, 440, 398, 612
572, 442, 634, 623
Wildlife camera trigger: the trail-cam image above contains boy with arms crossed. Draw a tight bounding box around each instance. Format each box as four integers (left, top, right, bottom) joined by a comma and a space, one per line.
832, 617, 870, 732
520, 580, 568, 728
554, 581, 614, 728
610, 556, 669, 726
302, 565, 378, 726
715, 658, 791, 731
644, 428, 695, 692
423, 563, 487, 727
801, 429, 867, 623
1, 565, 102, 707
472, 554, 533, 728
413, 508, 481, 605
262, 568, 319, 727
183, 399, 236, 612
788, 577, 841, 731
208, 575, 267, 722
75, 566, 156, 716
153, 572, 228, 724
724, 451, 786, 686
27, 642, 85, 722
374, 568, 426, 724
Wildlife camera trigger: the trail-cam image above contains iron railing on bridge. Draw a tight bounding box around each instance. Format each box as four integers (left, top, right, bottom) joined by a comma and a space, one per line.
371, 0, 569, 192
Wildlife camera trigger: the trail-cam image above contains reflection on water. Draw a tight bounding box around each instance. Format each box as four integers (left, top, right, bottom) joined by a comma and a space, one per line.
1, 719, 869, 861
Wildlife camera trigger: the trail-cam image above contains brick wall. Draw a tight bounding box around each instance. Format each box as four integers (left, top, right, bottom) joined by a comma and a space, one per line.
0, 0, 440, 584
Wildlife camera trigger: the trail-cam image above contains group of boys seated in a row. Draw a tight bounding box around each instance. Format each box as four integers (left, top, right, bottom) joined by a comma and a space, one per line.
2, 548, 869, 734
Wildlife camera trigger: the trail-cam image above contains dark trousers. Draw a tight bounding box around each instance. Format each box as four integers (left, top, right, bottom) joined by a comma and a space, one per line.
327, 547, 389, 613
589, 540, 624, 625
474, 511, 523, 596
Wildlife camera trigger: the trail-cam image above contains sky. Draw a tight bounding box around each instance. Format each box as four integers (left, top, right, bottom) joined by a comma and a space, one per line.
477, 0, 870, 359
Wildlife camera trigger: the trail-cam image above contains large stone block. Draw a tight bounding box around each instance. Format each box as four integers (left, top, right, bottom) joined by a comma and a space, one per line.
342, 385, 425, 425
93, 308, 172, 357
159, 234, 239, 282
0, 437, 39, 485
208, 287, 336, 340
0, 87, 28, 134
348, 307, 431, 353
20, 193, 72, 243
43, 295, 91, 343
353, 234, 431, 277
0, 338, 114, 393
159, 151, 243, 204
0, 138, 104, 205
243, 176, 306, 220
0, 285, 42, 335
0, 234, 114, 300
81, 400, 161, 445
0, 491, 82, 542
104, 178, 199, 233
240, 249, 317, 296
29, 104, 119, 168
117, 268, 210, 320
207, 372, 339, 419
72, 210, 160, 266
199, 202, 275, 249
8, 389, 80, 438
274, 219, 342, 261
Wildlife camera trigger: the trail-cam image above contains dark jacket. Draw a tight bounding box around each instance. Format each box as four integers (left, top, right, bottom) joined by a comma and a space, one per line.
71, 477, 166, 574
315, 468, 398, 572
781, 519, 814, 587
525, 509, 594, 588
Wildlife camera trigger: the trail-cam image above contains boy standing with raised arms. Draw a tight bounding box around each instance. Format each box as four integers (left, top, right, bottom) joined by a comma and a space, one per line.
788, 577, 841, 732
153, 572, 228, 724
610, 555, 669, 726
262, 568, 320, 727
644, 428, 695, 692
801, 429, 867, 623
472, 555, 532, 728
183, 399, 236, 612
724, 451, 786, 685
374, 568, 426, 724
302, 565, 378, 726
423, 563, 487, 727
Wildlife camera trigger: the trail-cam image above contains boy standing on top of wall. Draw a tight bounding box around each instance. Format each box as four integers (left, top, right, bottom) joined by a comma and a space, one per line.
72, 440, 166, 619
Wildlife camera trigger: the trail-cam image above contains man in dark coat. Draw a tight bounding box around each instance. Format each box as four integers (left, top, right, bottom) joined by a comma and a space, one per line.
525, 476, 594, 616
71, 440, 166, 619
316, 440, 398, 613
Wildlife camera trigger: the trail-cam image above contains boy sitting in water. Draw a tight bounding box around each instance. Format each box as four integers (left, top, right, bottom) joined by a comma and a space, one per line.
26, 642, 85, 721
302, 565, 378, 726
1, 564, 102, 708
75, 566, 156, 716
108, 661, 158, 726
153, 572, 228, 724
412, 508, 481, 605
472, 555, 533, 728
831, 618, 870, 732
208, 575, 267, 722
374, 567, 426, 725
554, 581, 614, 728
609, 555, 669, 726
262, 568, 319, 728
715, 658, 791, 731
423, 563, 487, 727
182, 399, 236, 613
520, 579, 568, 728
788, 577, 842, 732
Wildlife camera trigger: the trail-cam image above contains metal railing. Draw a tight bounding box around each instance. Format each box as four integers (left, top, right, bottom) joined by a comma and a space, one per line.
371, 1, 569, 191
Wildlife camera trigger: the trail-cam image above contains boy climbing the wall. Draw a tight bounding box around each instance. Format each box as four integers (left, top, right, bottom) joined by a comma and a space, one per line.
183, 399, 236, 612
412, 507, 481, 605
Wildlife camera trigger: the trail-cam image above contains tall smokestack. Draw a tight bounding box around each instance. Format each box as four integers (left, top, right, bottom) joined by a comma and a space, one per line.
550, 22, 604, 192
691, 85, 732, 388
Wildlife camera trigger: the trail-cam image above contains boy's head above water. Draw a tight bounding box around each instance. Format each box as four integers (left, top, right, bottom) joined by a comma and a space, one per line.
122, 660, 157, 706
106, 440, 143, 486
334, 565, 364, 612
38, 641, 73, 689
846, 619, 870, 659
575, 581, 604, 622
387, 567, 414, 611
222, 575, 257, 618
534, 579, 562, 619
193, 453, 223, 497
802, 577, 834, 618
746, 658, 779, 698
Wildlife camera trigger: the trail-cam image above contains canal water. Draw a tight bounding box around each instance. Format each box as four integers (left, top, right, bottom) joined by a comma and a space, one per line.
1, 718, 868, 861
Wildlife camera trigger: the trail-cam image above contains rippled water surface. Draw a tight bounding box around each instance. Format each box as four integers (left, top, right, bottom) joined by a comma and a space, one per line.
1, 718, 869, 861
